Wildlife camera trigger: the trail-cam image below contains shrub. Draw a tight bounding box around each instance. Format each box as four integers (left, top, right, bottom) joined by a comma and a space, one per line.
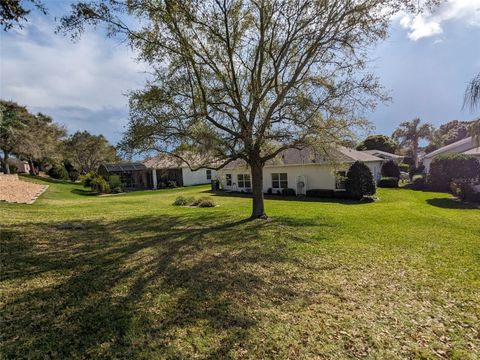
398, 163, 410, 172
333, 190, 354, 199
192, 197, 216, 207
381, 160, 400, 178
90, 176, 110, 194
173, 195, 195, 206
108, 175, 122, 190
68, 170, 80, 182
450, 181, 480, 203
411, 175, 426, 190
48, 164, 69, 180
377, 177, 399, 188
81, 172, 97, 188
306, 189, 334, 198
281, 188, 296, 196
345, 161, 376, 200
409, 164, 425, 180
428, 154, 480, 191
167, 180, 177, 188
266, 188, 273, 195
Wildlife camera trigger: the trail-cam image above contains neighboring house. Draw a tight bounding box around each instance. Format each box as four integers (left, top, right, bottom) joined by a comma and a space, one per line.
361, 149, 403, 163
423, 137, 480, 172
143, 153, 216, 188
5, 158, 31, 174
98, 163, 152, 190
217, 146, 383, 195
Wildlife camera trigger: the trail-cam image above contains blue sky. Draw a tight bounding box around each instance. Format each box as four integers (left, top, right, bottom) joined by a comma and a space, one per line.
1, 0, 479, 145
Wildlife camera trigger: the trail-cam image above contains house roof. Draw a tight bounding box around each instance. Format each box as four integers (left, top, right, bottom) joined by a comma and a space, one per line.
101, 162, 147, 172
424, 136, 474, 159
462, 147, 480, 156
223, 146, 382, 169
361, 149, 403, 160
143, 152, 219, 170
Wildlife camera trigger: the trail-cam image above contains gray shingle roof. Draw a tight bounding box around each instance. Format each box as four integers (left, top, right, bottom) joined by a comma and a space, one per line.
102, 162, 147, 172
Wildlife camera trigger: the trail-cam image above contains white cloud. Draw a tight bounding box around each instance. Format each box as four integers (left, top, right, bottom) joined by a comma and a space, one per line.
0, 15, 148, 142
399, 0, 480, 41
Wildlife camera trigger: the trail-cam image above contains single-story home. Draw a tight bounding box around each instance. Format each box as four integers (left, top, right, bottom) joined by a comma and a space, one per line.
423, 136, 480, 172
143, 153, 216, 188
98, 153, 216, 190
217, 146, 383, 195
360, 149, 403, 163
2, 158, 31, 174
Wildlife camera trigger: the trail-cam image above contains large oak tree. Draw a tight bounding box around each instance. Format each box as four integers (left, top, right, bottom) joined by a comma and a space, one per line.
60, 0, 429, 218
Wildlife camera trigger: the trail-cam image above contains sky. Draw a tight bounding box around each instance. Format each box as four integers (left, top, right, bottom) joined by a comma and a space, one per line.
1, 0, 480, 145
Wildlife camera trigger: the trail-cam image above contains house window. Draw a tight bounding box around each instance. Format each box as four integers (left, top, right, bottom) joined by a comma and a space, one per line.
237, 174, 251, 188
206, 169, 212, 180
335, 171, 346, 190
271, 173, 288, 189
226, 174, 232, 186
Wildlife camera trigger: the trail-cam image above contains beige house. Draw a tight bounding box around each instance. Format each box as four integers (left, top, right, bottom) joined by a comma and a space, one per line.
217, 147, 383, 195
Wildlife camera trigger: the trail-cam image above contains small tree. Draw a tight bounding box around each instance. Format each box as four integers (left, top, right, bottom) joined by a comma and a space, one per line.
345, 161, 376, 200
356, 135, 397, 153
381, 160, 400, 178
392, 118, 433, 166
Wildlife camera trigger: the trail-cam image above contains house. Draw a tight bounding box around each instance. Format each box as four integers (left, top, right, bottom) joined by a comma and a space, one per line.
423, 137, 480, 172
143, 153, 216, 189
1, 158, 31, 174
360, 149, 403, 163
217, 146, 383, 195
98, 163, 152, 190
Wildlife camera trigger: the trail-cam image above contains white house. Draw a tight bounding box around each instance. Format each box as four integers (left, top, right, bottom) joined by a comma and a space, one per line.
217, 146, 383, 195
360, 149, 403, 163
423, 137, 480, 172
143, 153, 216, 188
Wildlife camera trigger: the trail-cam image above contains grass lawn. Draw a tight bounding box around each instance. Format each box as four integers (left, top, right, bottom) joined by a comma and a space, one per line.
1, 177, 479, 359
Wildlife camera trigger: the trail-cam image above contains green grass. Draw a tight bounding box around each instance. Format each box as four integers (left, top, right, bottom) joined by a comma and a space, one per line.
1, 177, 479, 359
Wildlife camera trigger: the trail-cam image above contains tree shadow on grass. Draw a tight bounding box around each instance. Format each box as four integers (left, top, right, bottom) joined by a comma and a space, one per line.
71, 188, 98, 196
426, 197, 480, 209
0, 213, 329, 358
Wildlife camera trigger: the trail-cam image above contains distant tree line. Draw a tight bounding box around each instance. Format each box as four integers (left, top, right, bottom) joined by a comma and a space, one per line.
0, 99, 119, 177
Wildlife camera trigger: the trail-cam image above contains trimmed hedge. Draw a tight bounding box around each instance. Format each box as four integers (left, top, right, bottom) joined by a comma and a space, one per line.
451, 181, 480, 203
281, 188, 296, 196
398, 163, 410, 172
345, 161, 376, 200
411, 175, 426, 190
428, 154, 480, 191
381, 160, 400, 178
377, 177, 399, 188
306, 189, 334, 198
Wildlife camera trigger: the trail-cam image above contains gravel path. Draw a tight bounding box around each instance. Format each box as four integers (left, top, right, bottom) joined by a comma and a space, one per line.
0, 175, 48, 204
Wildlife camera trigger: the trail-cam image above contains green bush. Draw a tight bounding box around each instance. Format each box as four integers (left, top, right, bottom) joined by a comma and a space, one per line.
428, 154, 480, 191
108, 175, 122, 190
450, 181, 480, 203
68, 170, 80, 182
306, 189, 334, 198
345, 161, 376, 200
173, 196, 195, 206
48, 164, 69, 180
266, 188, 273, 195
398, 163, 410, 172
333, 190, 354, 199
167, 181, 177, 188
81, 172, 97, 188
281, 188, 296, 196
409, 164, 425, 180
90, 176, 110, 194
377, 177, 399, 188
411, 175, 426, 190
381, 160, 400, 178
191, 197, 216, 207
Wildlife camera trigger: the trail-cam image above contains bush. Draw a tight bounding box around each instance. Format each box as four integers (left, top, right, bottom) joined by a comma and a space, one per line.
173, 195, 195, 206
450, 181, 480, 203
345, 161, 376, 200
377, 177, 399, 188
191, 197, 216, 207
108, 175, 122, 190
48, 164, 69, 180
306, 189, 334, 198
398, 163, 410, 172
409, 164, 425, 180
281, 188, 296, 196
266, 188, 273, 195
428, 154, 480, 191
68, 170, 80, 182
333, 190, 354, 199
81, 172, 97, 188
167, 180, 177, 188
411, 175, 426, 190
90, 176, 110, 194
381, 160, 400, 178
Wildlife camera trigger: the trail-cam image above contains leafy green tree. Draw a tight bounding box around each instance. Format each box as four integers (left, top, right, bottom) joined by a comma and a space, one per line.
64, 131, 118, 174
1, 0, 46, 31
59, 0, 428, 219
392, 118, 433, 166
356, 135, 397, 153
345, 161, 376, 200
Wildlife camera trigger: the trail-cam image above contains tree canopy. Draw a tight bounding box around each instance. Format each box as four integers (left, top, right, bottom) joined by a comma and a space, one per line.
0, 0, 46, 31
392, 118, 432, 166
356, 134, 397, 153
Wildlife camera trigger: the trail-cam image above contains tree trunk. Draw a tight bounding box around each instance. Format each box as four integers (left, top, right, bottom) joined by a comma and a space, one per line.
3, 150, 10, 174
250, 162, 267, 219
28, 159, 36, 175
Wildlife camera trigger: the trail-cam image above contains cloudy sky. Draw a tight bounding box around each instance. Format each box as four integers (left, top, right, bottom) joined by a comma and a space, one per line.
1, 0, 480, 145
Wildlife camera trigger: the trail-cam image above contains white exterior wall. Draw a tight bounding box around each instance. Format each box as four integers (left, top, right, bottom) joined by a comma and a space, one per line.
218, 161, 382, 193
181, 167, 217, 186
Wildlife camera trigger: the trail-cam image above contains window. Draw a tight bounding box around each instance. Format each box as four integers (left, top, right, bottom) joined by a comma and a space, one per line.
335, 171, 346, 190
271, 173, 288, 189
206, 169, 212, 180
237, 174, 251, 188
226, 174, 232, 186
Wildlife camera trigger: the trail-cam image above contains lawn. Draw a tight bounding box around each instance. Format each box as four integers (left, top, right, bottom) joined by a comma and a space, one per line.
1, 177, 479, 359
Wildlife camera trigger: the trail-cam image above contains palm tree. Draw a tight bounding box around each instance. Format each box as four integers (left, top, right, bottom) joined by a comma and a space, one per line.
392, 118, 433, 166
463, 73, 480, 146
